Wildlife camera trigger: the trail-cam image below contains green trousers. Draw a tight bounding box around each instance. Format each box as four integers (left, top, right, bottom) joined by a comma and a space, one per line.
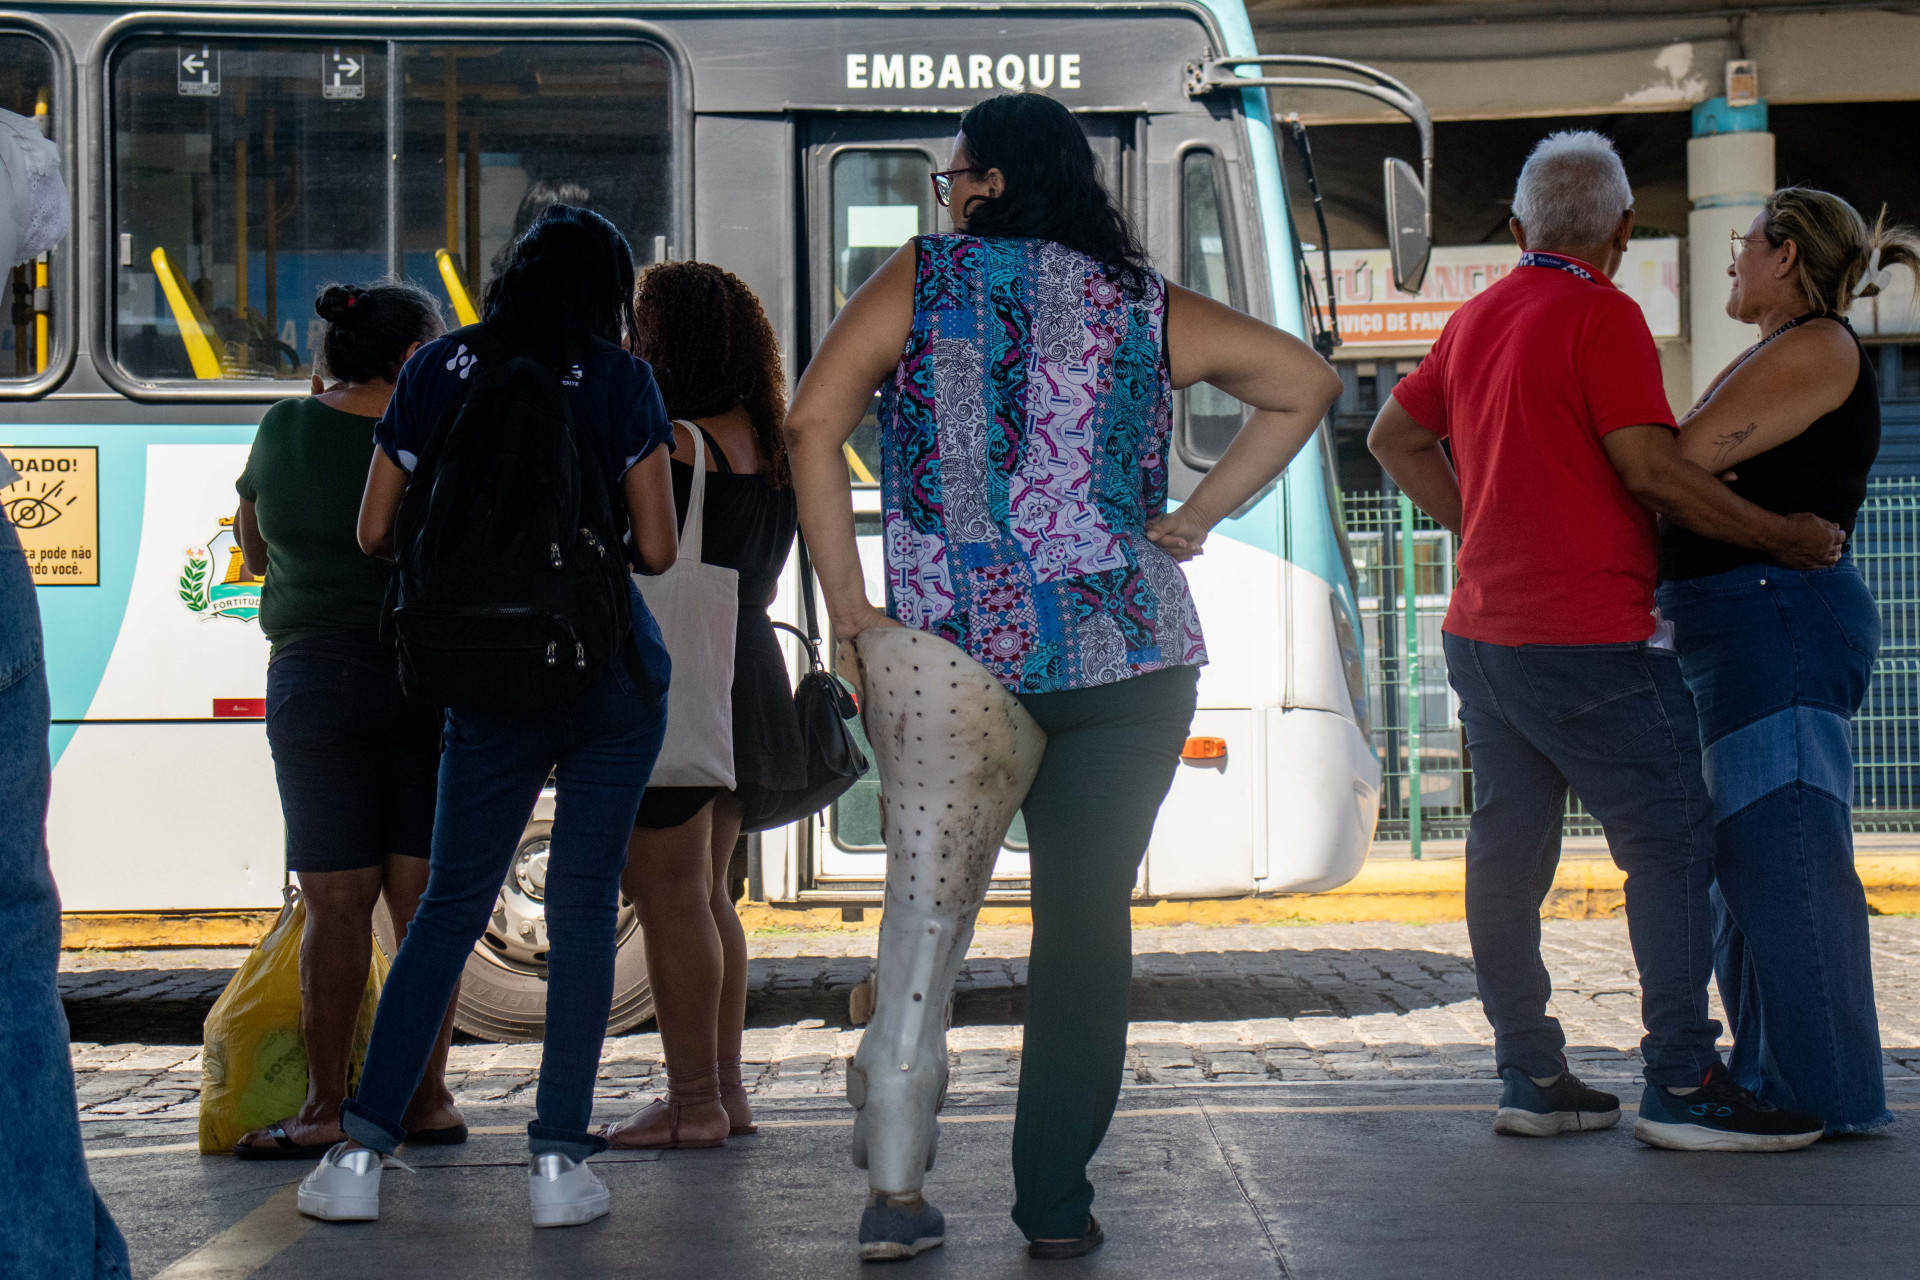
1009, 663, 1200, 1240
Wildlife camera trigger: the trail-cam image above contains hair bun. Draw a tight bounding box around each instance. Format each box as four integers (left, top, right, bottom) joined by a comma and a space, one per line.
315, 283, 373, 326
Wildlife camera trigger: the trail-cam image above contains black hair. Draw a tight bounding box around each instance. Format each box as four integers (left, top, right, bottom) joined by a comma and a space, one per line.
483, 204, 638, 359
956, 93, 1151, 296
488, 179, 594, 280
313, 280, 445, 384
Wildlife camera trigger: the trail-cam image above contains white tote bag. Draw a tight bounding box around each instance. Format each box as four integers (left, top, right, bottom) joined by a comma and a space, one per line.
635, 425, 739, 788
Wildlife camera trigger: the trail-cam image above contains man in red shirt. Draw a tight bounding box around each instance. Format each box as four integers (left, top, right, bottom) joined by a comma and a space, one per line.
1370, 131, 1839, 1152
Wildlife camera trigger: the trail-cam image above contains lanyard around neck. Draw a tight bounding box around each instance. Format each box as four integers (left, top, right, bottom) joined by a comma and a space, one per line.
1517, 251, 1600, 283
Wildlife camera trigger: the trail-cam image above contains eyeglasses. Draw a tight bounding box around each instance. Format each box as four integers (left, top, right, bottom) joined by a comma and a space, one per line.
930, 168, 983, 208
1730, 230, 1770, 263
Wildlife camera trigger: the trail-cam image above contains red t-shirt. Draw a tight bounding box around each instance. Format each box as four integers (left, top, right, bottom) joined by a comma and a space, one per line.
1390, 257, 1676, 646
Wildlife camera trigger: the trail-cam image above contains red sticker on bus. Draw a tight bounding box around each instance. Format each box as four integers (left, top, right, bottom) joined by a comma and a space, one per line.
212, 698, 266, 719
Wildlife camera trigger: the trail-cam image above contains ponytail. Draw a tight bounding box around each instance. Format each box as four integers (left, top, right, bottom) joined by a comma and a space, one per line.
1760, 187, 1920, 313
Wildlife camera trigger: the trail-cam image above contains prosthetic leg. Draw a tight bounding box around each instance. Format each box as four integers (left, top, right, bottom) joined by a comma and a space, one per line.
844, 628, 1045, 1258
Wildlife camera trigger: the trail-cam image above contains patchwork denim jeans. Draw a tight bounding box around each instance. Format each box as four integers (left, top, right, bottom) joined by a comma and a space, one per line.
1444, 632, 1723, 1089
1659, 555, 1891, 1133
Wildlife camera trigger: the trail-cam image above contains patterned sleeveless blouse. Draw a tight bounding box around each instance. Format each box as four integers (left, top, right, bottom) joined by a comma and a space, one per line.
876, 234, 1207, 694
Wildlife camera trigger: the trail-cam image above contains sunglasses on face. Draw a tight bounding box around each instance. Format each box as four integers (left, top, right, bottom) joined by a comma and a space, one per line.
930, 168, 983, 208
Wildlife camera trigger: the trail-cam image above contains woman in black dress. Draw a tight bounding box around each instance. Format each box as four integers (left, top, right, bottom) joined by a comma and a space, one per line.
605, 263, 803, 1149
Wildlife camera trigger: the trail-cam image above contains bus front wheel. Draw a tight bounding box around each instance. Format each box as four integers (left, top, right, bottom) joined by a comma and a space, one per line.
372, 818, 655, 1043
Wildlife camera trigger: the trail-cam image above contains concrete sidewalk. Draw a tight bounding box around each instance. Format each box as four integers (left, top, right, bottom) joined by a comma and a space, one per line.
98, 1078, 1920, 1279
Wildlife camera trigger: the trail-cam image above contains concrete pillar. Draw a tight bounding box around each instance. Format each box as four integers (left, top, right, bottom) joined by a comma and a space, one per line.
1687, 97, 1774, 402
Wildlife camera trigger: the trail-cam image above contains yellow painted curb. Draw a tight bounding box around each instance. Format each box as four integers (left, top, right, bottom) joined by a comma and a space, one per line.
62, 911, 281, 950
62, 854, 1920, 946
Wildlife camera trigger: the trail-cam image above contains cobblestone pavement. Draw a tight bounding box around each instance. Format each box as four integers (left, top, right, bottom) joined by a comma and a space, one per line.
62, 917, 1920, 1137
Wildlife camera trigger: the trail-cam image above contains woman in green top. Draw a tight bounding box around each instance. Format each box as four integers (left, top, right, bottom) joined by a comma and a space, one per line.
230, 282, 465, 1158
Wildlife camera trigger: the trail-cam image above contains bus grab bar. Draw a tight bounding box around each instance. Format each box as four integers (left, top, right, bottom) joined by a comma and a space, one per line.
150, 247, 223, 380
1185, 54, 1433, 240
435, 249, 481, 326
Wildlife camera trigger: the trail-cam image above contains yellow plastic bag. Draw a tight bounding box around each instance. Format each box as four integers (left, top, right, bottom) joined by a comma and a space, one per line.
198, 888, 389, 1154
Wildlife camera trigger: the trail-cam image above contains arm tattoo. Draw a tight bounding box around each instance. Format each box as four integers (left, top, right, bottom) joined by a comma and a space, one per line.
1710, 421, 1759, 468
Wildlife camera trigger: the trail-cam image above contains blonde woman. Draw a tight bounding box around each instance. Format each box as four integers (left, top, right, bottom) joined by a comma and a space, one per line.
1657, 189, 1920, 1134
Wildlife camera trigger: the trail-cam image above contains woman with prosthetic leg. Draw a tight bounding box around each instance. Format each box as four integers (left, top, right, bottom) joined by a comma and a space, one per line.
786, 92, 1343, 1262
844, 628, 1045, 1257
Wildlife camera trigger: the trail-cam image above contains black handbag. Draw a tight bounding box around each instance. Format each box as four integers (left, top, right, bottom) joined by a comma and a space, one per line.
736, 540, 870, 834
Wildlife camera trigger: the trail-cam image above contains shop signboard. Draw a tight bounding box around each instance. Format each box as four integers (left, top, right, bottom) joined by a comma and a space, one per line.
1324, 238, 1682, 348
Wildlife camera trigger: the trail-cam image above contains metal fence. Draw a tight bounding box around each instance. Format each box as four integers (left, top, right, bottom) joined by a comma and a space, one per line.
1344, 479, 1920, 850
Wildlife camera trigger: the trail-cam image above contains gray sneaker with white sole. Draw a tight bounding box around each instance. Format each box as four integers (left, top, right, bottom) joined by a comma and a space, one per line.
1493, 1066, 1622, 1136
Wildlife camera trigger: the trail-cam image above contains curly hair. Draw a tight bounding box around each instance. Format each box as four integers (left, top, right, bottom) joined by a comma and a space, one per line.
632, 262, 790, 488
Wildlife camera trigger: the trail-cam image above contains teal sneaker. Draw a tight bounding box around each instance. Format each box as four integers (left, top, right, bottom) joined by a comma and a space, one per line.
1633, 1065, 1825, 1152
1493, 1066, 1621, 1136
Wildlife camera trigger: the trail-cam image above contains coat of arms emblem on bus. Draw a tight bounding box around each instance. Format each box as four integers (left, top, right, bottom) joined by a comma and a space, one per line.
179, 517, 262, 622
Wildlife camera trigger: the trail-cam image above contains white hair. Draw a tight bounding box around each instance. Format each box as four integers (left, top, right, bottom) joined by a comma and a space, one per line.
1511, 130, 1633, 250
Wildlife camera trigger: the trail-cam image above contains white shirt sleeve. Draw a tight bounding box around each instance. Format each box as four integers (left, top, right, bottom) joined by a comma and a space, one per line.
0, 106, 67, 269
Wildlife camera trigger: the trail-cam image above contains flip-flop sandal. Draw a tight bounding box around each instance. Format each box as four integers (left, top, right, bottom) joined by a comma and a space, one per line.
729, 1122, 759, 1137
403, 1124, 470, 1147
232, 1123, 337, 1161
600, 1099, 728, 1151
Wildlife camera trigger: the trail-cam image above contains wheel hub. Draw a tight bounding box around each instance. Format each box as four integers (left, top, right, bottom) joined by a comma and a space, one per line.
481, 835, 638, 969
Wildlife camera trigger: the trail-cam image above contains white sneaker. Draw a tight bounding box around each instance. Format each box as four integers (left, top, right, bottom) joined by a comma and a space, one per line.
529, 1152, 609, 1228
297, 1143, 381, 1222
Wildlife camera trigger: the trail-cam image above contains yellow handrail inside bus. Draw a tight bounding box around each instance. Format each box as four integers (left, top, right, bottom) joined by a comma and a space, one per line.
150, 247, 223, 380
843, 442, 876, 484
435, 249, 480, 325
33, 88, 49, 373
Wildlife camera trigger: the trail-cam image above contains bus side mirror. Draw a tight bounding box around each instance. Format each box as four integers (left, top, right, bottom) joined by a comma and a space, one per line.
1384, 157, 1431, 295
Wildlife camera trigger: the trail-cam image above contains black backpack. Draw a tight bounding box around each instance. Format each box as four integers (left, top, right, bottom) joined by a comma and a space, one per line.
383, 323, 632, 713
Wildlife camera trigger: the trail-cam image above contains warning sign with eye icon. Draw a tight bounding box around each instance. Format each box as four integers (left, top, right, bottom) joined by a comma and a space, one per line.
0, 446, 100, 586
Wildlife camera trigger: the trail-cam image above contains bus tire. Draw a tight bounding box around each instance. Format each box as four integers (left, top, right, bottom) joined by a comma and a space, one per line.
372, 818, 655, 1043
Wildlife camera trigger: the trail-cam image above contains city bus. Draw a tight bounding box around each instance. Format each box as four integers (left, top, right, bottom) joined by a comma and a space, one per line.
2, 0, 1429, 1037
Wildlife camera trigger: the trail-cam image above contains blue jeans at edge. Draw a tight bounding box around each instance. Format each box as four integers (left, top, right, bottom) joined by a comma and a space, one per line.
343, 593, 667, 1161
1658, 555, 1892, 1133
1444, 632, 1723, 1089
0, 522, 131, 1279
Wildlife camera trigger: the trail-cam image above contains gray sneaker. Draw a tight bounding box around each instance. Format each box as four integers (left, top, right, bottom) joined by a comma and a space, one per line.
858, 1194, 946, 1262
1493, 1066, 1621, 1136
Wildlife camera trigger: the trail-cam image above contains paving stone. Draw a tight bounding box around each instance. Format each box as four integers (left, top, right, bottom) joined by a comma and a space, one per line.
60, 918, 1920, 1120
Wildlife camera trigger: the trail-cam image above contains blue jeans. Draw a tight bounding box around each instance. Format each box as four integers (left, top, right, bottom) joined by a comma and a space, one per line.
1658, 557, 1891, 1132
1444, 633, 1723, 1088
0, 524, 129, 1279
343, 625, 666, 1161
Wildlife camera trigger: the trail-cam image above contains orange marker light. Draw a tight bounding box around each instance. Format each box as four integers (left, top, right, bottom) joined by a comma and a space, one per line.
1182, 736, 1228, 760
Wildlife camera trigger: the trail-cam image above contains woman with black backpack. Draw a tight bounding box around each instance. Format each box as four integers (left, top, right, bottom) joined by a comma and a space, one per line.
297, 206, 678, 1230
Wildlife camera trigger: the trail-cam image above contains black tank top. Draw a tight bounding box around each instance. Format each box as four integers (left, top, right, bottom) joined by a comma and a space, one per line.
1659, 313, 1881, 582
668, 422, 799, 609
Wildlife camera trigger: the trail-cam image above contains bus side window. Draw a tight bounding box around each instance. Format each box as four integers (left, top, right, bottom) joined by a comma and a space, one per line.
112, 39, 390, 383
397, 43, 674, 326
2, 33, 58, 383
110, 37, 675, 386
1178, 148, 1245, 466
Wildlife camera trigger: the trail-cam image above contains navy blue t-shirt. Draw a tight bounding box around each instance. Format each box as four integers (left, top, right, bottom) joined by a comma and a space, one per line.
374, 329, 676, 694
375, 331, 673, 481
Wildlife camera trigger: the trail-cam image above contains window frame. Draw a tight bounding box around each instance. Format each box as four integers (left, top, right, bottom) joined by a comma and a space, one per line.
1172, 141, 1246, 470
91, 11, 691, 403
0, 14, 76, 401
